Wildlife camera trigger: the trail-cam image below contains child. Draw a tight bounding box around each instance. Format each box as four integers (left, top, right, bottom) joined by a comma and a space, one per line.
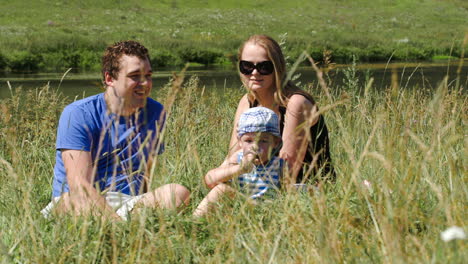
194, 107, 284, 217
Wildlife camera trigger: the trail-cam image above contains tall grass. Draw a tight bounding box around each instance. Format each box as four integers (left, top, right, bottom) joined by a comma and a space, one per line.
0, 66, 466, 262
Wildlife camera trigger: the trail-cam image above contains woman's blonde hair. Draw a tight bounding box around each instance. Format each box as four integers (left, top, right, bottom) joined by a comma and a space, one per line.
238, 34, 300, 107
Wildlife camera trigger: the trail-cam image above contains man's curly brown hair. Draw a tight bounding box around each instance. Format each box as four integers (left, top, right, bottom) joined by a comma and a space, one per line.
101, 40, 150, 86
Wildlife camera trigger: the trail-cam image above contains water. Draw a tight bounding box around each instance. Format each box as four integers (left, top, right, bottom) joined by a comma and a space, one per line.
0, 62, 466, 100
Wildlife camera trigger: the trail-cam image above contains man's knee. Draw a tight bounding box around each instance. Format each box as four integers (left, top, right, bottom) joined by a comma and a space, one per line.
148, 183, 191, 208
167, 183, 190, 205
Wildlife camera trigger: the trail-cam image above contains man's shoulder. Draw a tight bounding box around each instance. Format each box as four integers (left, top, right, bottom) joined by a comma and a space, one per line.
56, 94, 104, 150
64, 93, 104, 112
144, 98, 165, 121
58, 93, 105, 130
146, 97, 164, 112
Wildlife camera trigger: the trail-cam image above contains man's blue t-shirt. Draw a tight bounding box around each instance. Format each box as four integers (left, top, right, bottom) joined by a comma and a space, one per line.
52, 93, 165, 197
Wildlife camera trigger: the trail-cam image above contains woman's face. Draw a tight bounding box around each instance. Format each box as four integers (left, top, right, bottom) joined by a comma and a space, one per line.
240, 43, 275, 94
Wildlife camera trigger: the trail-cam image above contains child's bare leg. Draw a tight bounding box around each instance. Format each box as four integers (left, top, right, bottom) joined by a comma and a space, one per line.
193, 183, 235, 217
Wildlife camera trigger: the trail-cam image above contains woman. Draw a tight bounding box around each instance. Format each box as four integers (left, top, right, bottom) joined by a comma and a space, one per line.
228, 34, 335, 184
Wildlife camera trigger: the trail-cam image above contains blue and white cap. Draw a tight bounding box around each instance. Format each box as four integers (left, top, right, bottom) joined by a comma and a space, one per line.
237, 107, 281, 138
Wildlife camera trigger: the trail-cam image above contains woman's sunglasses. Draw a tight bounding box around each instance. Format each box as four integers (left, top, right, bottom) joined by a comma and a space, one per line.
239, 60, 274, 75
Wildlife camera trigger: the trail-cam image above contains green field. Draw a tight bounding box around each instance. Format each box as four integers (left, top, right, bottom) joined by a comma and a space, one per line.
0, 63, 466, 262
0, 0, 467, 72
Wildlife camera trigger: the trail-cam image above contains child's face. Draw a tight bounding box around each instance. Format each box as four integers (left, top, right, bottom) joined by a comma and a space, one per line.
238, 132, 280, 163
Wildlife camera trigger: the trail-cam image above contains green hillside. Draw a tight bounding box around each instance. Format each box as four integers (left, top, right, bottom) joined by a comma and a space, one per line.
0, 0, 467, 72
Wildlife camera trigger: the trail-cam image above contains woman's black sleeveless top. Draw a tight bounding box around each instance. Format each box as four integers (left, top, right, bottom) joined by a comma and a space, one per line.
250, 92, 335, 183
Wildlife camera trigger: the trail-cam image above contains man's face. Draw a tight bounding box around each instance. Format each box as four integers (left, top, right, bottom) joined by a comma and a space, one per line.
105, 55, 152, 115
238, 132, 279, 164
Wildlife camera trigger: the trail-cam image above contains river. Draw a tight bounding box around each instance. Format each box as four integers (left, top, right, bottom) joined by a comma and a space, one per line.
0, 62, 466, 100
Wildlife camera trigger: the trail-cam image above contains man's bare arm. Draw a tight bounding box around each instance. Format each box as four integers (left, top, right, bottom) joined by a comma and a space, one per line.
61, 149, 121, 220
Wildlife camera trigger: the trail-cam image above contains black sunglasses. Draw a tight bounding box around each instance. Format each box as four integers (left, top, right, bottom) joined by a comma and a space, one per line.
239, 60, 274, 75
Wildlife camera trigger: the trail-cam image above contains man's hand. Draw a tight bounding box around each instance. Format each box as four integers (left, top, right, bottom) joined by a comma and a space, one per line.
60, 149, 120, 219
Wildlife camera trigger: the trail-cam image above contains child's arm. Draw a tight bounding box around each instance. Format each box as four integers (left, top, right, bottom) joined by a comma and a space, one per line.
204, 150, 257, 189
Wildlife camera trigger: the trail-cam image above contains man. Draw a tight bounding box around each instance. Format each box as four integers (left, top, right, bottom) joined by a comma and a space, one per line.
42, 41, 190, 221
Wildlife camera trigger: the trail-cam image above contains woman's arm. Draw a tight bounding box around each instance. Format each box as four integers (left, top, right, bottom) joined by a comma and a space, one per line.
227, 94, 250, 157
279, 94, 318, 181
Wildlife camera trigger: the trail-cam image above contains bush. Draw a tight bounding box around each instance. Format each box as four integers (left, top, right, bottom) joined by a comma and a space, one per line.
179, 48, 222, 65
330, 46, 362, 63
307, 48, 324, 62
74, 50, 101, 71
7, 51, 43, 72
150, 49, 184, 67
393, 46, 427, 61
39, 50, 101, 71
0, 53, 7, 71
363, 46, 392, 62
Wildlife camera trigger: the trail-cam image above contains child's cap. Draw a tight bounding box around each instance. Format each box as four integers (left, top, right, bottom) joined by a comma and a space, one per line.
237, 107, 281, 138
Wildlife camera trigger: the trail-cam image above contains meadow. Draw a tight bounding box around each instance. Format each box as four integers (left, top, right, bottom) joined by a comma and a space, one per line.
1, 0, 468, 72
0, 59, 466, 262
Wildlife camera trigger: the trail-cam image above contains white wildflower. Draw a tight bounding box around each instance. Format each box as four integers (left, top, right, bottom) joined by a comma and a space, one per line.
363, 180, 372, 188
396, 37, 409, 43
440, 226, 466, 242
362, 180, 373, 193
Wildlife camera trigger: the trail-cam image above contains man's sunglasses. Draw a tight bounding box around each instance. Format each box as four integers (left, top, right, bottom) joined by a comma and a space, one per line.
239, 60, 274, 75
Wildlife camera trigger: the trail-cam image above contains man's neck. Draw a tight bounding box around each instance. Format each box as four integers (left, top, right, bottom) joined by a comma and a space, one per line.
104, 90, 137, 117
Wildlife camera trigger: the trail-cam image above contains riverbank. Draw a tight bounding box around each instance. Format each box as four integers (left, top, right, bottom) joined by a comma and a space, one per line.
2, 60, 467, 100
0, 71, 466, 262
0, 0, 467, 72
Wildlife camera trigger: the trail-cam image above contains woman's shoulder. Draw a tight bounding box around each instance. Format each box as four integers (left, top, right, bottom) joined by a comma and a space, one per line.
239, 93, 249, 104
285, 93, 314, 113
284, 84, 316, 107
236, 94, 251, 110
